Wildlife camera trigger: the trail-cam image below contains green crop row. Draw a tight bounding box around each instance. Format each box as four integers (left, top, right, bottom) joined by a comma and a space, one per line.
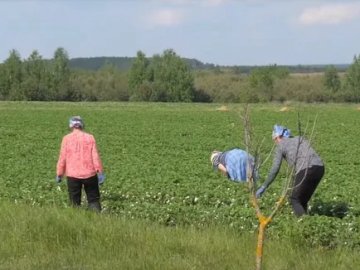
0, 102, 359, 249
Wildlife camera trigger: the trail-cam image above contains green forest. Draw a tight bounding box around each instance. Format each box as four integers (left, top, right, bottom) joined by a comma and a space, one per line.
1, 47, 360, 103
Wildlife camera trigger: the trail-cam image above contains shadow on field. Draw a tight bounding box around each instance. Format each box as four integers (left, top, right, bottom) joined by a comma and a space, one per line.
309, 199, 350, 218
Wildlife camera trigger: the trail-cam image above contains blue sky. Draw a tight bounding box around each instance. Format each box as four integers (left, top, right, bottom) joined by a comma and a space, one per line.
1, 0, 360, 66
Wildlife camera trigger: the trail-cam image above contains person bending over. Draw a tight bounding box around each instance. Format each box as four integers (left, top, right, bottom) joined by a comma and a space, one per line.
256, 125, 325, 217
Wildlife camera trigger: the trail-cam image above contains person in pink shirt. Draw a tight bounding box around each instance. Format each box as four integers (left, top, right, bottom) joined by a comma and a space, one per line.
56, 116, 105, 212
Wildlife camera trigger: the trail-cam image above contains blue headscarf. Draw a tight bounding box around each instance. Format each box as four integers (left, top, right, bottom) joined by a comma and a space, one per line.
272, 124, 291, 139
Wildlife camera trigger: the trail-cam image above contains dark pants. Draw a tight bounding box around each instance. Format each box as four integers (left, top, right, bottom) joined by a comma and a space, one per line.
290, 165, 325, 217
67, 175, 101, 212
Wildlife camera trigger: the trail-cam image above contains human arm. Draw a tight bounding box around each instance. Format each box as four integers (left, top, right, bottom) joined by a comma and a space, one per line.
56, 137, 67, 178
91, 137, 103, 174
218, 163, 228, 177
261, 145, 283, 189
91, 137, 104, 184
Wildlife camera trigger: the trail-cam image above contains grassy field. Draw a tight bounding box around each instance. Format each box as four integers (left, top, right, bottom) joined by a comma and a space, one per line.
0, 201, 359, 270
0, 101, 359, 268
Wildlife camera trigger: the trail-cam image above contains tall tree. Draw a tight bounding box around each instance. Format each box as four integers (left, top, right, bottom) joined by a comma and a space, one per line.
249, 65, 289, 102
0, 63, 6, 100
94, 63, 120, 101
151, 49, 195, 102
344, 55, 360, 102
0, 50, 24, 100
249, 67, 275, 101
22, 50, 48, 100
51, 47, 71, 100
323, 65, 341, 94
128, 51, 152, 100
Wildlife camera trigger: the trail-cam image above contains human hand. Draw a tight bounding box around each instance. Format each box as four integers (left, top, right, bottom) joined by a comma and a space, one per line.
256, 186, 266, 198
98, 173, 106, 185
55, 175, 62, 184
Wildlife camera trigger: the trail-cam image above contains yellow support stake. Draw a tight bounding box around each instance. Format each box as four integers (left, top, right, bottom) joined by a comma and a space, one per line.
255, 222, 267, 270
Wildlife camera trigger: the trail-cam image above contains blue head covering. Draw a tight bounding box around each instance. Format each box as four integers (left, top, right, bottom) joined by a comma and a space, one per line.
272, 124, 291, 139
69, 116, 84, 129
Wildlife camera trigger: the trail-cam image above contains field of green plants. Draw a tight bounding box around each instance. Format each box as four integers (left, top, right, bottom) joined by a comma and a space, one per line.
0, 102, 359, 250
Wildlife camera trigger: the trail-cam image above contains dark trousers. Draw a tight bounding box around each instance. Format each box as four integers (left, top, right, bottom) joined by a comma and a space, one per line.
67, 175, 101, 211
290, 165, 325, 217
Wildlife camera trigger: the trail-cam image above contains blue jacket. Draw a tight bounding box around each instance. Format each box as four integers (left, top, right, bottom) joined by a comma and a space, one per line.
222, 149, 256, 182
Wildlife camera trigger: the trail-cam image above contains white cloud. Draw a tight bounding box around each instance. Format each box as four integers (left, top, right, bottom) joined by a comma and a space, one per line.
144, 0, 228, 29
147, 8, 185, 27
299, 3, 360, 25
157, 0, 229, 7
202, 0, 229, 7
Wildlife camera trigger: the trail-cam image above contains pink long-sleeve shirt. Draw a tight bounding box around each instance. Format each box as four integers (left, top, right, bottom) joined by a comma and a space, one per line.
56, 129, 103, 179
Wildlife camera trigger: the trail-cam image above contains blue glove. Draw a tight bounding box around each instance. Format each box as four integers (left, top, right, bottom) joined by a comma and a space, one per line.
256, 186, 266, 198
98, 173, 106, 185
55, 175, 62, 184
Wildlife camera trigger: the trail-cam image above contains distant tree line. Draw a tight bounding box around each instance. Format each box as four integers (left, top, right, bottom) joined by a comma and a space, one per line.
68, 56, 349, 74
1, 47, 360, 103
